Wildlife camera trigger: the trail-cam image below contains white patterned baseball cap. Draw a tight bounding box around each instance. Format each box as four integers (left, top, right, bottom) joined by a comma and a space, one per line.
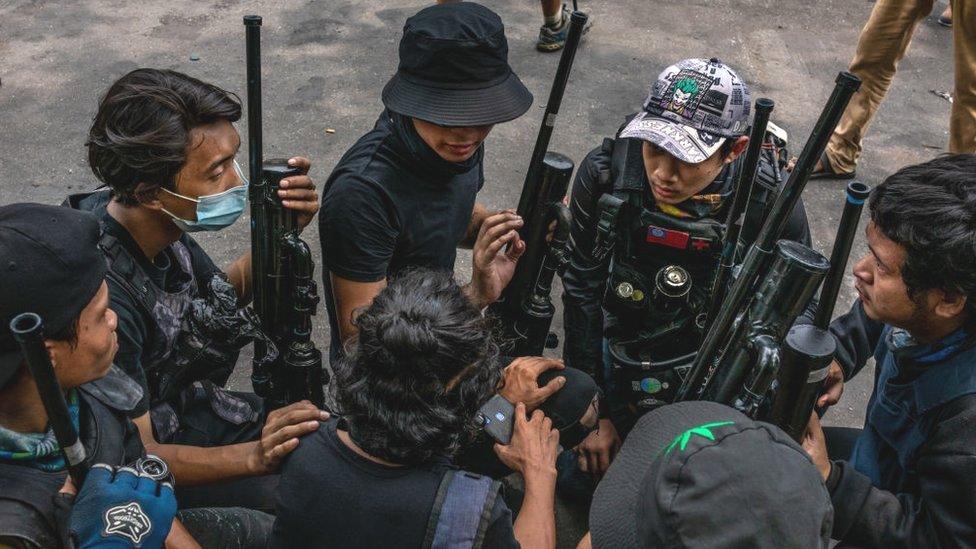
620, 58, 751, 164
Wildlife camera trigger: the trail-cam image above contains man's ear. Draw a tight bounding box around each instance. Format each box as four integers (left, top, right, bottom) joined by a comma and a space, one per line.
44, 339, 60, 371
724, 136, 749, 164
933, 290, 968, 320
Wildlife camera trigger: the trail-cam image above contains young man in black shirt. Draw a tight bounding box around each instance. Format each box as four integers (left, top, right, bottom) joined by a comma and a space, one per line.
68, 68, 328, 511
803, 155, 976, 547
274, 270, 565, 549
319, 2, 534, 359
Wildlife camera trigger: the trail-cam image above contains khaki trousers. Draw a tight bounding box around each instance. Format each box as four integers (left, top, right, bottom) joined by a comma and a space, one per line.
826, 0, 975, 173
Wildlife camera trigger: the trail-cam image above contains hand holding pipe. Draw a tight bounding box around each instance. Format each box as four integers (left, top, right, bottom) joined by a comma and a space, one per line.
10, 313, 88, 484
243, 17, 325, 409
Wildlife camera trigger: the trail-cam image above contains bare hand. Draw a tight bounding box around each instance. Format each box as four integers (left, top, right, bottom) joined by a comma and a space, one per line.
465, 210, 525, 308
251, 400, 329, 474
817, 360, 845, 409
801, 411, 831, 481
493, 403, 559, 482
575, 418, 620, 478
278, 156, 319, 231
498, 357, 566, 411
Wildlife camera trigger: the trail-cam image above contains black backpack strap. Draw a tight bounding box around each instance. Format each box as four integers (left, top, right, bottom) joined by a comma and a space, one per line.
423, 469, 501, 549
98, 232, 156, 317
609, 136, 645, 196
592, 194, 625, 262
0, 464, 65, 548
592, 136, 645, 262
740, 145, 785, 248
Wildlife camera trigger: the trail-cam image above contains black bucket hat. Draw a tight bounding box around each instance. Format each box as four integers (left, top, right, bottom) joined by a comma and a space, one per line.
381, 2, 533, 127
590, 401, 833, 549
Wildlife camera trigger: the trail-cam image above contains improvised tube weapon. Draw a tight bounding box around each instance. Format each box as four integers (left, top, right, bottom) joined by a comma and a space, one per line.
10, 313, 89, 485
676, 72, 862, 403
705, 98, 775, 329
768, 181, 871, 440
706, 240, 830, 413
487, 11, 588, 356
245, 15, 326, 409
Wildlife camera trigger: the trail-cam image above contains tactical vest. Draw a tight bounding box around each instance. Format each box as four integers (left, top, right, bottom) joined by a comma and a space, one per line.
0, 384, 145, 548
65, 191, 262, 441
593, 135, 784, 407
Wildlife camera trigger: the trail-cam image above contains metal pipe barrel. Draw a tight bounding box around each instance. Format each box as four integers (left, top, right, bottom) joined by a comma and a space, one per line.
10, 313, 88, 484
676, 72, 861, 402
814, 181, 871, 328
705, 98, 775, 328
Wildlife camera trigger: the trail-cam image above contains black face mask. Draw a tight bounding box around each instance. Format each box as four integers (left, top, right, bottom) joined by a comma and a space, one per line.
558, 417, 597, 450
536, 368, 601, 449
388, 110, 484, 179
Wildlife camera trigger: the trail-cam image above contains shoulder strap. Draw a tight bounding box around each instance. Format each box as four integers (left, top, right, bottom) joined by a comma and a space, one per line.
609, 137, 645, 195
739, 143, 784, 248
423, 469, 501, 549
0, 464, 64, 548
98, 232, 157, 318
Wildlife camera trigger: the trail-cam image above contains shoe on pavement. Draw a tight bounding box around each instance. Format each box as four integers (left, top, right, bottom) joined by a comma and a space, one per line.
537, 4, 593, 52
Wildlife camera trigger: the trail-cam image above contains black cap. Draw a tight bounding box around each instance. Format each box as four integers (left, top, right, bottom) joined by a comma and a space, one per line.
0, 204, 107, 389
381, 2, 533, 126
538, 368, 600, 449
590, 401, 833, 548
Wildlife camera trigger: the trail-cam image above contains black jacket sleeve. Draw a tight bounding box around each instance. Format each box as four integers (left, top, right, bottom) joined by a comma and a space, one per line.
829, 394, 976, 548
828, 300, 883, 380
560, 145, 613, 381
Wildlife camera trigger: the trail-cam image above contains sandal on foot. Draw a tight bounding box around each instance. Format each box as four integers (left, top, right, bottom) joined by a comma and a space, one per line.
810, 151, 856, 180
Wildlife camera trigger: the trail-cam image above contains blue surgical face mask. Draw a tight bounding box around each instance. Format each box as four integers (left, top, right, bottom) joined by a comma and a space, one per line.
161, 161, 248, 233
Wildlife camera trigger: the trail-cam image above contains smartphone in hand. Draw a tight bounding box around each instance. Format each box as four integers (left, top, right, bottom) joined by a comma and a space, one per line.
476, 394, 515, 445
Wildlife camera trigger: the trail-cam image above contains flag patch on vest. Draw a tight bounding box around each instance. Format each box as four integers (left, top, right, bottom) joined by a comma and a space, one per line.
691, 237, 713, 251
646, 225, 690, 249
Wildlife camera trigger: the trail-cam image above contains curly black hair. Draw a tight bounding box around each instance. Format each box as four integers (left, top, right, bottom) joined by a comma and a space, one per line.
86, 68, 242, 205
869, 154, 976, 325
333, 269, 502, 466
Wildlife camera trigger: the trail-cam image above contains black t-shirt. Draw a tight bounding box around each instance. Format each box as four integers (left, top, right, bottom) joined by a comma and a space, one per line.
318, 110, 484, 360
272, 419, 519, 549
76, 193, 220, 417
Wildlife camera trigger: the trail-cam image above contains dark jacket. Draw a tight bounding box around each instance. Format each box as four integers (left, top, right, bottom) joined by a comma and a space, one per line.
827, 300, 976, 547
560, 139, 812, 378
